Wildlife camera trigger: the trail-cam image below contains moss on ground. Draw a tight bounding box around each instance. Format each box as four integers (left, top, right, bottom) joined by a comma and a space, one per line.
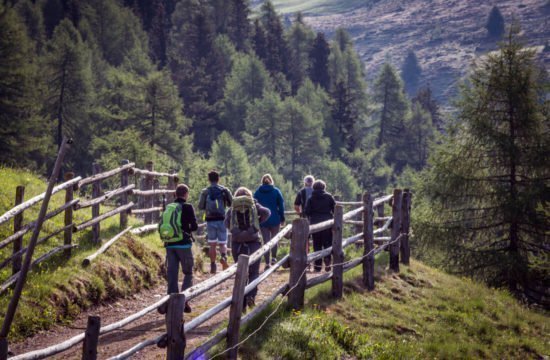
237, 253, 549, 359
0, 167, 165, 339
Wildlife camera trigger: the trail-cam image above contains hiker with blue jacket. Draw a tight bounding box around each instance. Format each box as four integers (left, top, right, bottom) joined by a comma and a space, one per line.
253, 174, 285, 270
198, 170, 233, 274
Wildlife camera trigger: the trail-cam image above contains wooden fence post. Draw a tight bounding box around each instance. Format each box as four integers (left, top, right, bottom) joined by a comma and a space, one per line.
166, 293, 186, 360
355, 193, 363, 238
332, 205, 344, 299
12, 186, 25, 276
64, 172, 74, 257
400, 189, 412, 265
120, 160, 129, 229
390, 189, 403, 272
144, 161, 154, 225
288, 218, 308, 310
226, 255, 250, 359
362, 192, 375, 290
153, 177, 160, 223
377, 192, 385, 218
92, 163, 101, 244
82, 315, 100, 360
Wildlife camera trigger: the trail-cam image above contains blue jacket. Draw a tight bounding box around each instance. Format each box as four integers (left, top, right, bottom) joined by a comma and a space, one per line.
253, 184, 285, 227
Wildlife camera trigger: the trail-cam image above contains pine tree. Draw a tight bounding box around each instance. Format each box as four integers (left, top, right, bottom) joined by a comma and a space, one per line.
401, 50, 422, 96
221, 53, 273, 139
309, 32, 330, 90
252, 18, 267, 61
244, 91, 283, 162
44, 18, 93, 172
286, 12, 314, 94
413, 85, 442, 131
486, 6, 505, 39
407, 101, 434, 170
415, 27, 549, 302
259, 1, 288, 77
318, 160, 360, 200
373, 63, 408, 149
16, 0, 46, 54
43, 0, 64, 37
211, 131, 251, 190
0, 5, 50, 169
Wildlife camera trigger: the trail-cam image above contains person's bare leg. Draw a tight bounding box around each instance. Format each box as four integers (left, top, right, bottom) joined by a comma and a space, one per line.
209, 243, 217, 273
219, 243, 228, 269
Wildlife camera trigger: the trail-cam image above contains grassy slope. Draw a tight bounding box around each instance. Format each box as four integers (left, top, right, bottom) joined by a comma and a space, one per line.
253, 0, 368, 15
238, 253, 549, 359
0, 167, 165, 339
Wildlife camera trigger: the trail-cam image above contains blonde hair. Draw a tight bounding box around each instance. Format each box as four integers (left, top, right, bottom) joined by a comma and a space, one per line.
261, 174, 274, 185
234, 187, 253, 198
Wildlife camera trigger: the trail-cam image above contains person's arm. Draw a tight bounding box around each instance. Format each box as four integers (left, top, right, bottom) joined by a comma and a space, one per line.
293, 192, 302, 214
304, 197, 312, 217
198, 189, 206, 210
329, 195, 336, 215
257, 204, 271, 224
224, 209, 231, 229
184, 204, 198, 232
277, 189, 285, 224
224, 188, 233, 207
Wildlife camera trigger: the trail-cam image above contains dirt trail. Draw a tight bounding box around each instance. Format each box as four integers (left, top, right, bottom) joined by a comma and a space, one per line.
10, 266, 292, 359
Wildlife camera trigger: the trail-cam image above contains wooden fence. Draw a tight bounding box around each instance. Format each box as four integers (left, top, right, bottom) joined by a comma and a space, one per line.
6, 186, 412, 360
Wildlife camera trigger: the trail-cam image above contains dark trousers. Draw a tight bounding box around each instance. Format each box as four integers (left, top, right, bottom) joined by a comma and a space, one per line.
166, 248, 194, 294
312, 228, 332, 271
260, 225, 280, 264
231, 241, 261, 300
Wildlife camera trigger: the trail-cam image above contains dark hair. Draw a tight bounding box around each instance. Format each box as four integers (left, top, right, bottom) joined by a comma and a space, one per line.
312, 180, 326, 191
176, 184, 189, 198
208, 170, 219, 183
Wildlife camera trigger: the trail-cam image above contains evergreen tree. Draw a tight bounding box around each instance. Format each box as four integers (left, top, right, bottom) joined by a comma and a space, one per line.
252, 18, 267, 61
318, 160, 360, 200
43, 0, 64, 37
295, 79, 331, 132
486, 6, 505, 39
211, 131, 251, 190
345, 147, 393, 192
373, 63, 408, 149
279, 98, 327, 185
244, 91, 283, 162
221, 53, 273, 139
415, 27, 549, 302
250, 156, 294, 205
16, 0, 46, 54
413, 85, 442, 131
211, 0, 250, 51
407, 102, 434, 170
286, 12, 314, 94
259, 1, 288, 76
309, 32, 330, 91
0, 5, 50, 169
401, 50, 422, 96
44, 18, 93, 172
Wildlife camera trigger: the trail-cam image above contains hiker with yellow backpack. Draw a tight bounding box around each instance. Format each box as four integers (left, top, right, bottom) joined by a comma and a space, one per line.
158, 184, 198, 314
225, 187, 270, 311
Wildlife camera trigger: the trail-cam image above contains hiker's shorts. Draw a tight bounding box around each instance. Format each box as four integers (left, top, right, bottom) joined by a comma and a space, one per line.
207, 220, 227, 244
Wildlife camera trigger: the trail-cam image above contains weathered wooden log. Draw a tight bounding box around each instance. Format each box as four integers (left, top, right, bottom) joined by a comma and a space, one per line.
0, 224, 73, 271
82, 227, 132, 266
390, 189, 403, 272
335, 201, 362, 205
0, 199, 79, 251
306, 271, 332, 289
120, 160, 130, 229
307, 232, 363, 263
288, 219, 308, 310
63, 173, 74, 257
12, 186, 25, 275
74, 202, 134, 232
78, 162, 135, 188
309, 219, 333, 234
107, 334, 165, 360
248, 224, 291, 265
332, 206, 344, 299
132, 168, 179, 179
226, 255, 249, 359
82, 316, 100, 360
0, 244, 78, 295
400, 189, 412, 265
76, 185, 134, 210
362, 192, 375, 290
131, 189, 175, 197
166, 293, 186, 360
130, 206, 163, 215
129, 224, 157, 235
0, 176, 81, 227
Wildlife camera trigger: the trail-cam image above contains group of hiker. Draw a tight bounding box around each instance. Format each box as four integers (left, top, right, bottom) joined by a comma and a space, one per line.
158, 170, 336, 313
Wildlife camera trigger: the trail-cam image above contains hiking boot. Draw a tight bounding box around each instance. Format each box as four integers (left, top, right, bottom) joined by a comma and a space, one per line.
220, 255, 229, 270
210, 262, 217, 274
157, 302, 168, 315
157, 333, 168, 348
271, 257, 277, 266
264, 263, 271, 272
246, 296, 255, 309
184, 301, 192, 313
325, 263, 332, 272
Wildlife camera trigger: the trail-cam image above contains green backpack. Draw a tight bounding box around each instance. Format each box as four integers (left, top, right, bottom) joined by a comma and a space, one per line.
158, 203, 184, 243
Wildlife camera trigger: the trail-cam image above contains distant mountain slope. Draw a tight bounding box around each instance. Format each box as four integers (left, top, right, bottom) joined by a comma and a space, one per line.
262, 0, 549, 104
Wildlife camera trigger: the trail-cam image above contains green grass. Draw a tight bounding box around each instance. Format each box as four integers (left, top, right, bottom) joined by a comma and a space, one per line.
0, 167, 165, 339
236, 253, 549, 359
255, 0, 371, 16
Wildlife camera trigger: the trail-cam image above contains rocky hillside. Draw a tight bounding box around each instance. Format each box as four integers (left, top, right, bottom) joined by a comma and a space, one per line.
261, 0, 549, 104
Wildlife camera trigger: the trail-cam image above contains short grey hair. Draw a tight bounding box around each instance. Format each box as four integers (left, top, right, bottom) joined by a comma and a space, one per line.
304, 175, 314, 186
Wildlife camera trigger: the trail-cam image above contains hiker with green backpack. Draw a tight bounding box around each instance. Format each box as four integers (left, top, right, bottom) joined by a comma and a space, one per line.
198, 170, 233, 274
158, 184, 198, 313
225, 187, 270, 311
